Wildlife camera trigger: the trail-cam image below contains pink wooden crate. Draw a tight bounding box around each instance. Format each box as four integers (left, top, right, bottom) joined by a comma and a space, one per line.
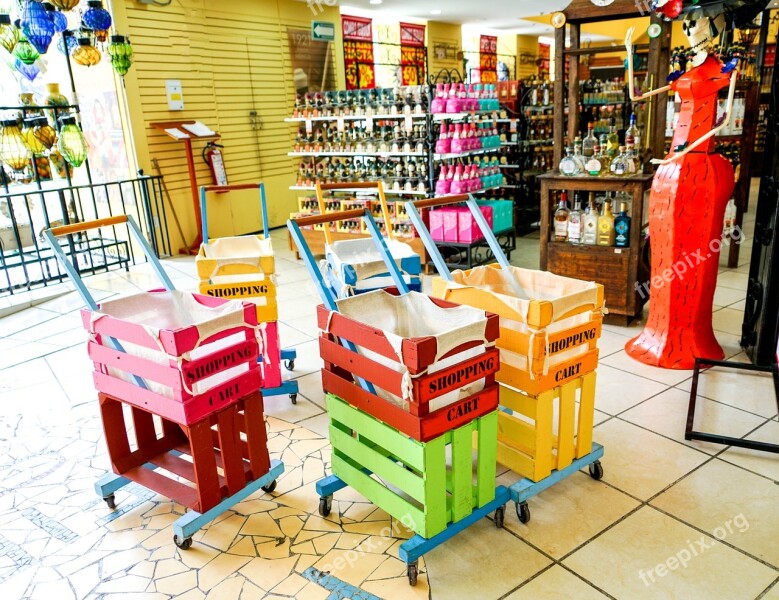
81, 290, 263, 425
261, 321, 282, 389
458, 206, 493, 243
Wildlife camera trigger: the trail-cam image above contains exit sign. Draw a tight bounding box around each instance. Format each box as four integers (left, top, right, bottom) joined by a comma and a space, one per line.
312, 21, 335, 41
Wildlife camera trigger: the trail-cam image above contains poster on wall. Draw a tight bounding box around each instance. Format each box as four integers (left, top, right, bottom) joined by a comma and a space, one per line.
400, 23, 426, 86
480, 35, 498, 83
342, 15, 376, 90
287, 27, 336, 94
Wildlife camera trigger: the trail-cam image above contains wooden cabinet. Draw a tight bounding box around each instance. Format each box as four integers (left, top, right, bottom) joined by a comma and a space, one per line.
539, 173, 652, 325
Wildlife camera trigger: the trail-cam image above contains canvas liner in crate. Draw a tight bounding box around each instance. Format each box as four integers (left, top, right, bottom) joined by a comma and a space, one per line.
82, 290, 263, 425
326, 393, 498, 539
325, 237, 421, 295
496, 372, 597, 482
432, 263, 603, 391
99, 390, 270, 513
196, 235, 277, 322
318, 289, 501, 442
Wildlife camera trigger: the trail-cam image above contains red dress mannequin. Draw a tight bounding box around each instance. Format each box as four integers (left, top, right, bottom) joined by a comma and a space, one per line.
625, 55, 734, 369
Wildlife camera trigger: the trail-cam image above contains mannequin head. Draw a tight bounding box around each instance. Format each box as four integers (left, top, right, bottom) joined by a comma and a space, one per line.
681, 12, 727, 65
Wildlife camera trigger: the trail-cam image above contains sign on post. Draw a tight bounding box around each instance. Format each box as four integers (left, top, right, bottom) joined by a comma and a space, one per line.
312, 21, 335, 42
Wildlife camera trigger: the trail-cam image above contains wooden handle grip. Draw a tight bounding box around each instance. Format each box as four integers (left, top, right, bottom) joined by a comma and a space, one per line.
411, 194, 470, 209
201, 183, 259, 193
293, 208, 368, 227
48, 215, 128, 237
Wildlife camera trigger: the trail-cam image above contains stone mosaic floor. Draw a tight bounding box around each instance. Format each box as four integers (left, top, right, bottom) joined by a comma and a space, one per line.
0, 216, 778, 600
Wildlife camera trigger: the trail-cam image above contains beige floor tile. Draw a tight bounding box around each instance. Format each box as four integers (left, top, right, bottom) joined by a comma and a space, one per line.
652, 458, 779, 568
238, 555, 297, 592
265, 395, 324, 425
313, 549, 387, 587
240, 512, 283, 538
270, 572, 308, 596
713, 286, 747, 309
712, 307, 747, 336
203, 575, 245, 600
30, 577, 76, 600
197, 554, 252, 592
762, 582, 779, 599
620, 387, 766, 455
593, 364, 668, 415
361, 573, 431, 598
600, 350, 694, 387
94, 574, 151, 593
295, 581, 330, 600
720, 420, 779, 481
70, 562, 100, 600
595, 329, 633, 359
675, 365, 778, 419
564, 506, 776, 600
716, 271, 749, 291
154, 558, 189, 579
155, 570, 198, 596
500, 470, 639, 559
592, 418, 709, 500
257, 537, 291, 560
505, 565, 609, 600
425, 518, 551, 598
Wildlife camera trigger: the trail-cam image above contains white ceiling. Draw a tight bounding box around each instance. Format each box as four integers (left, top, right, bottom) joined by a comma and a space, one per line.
336, 0, 575, 36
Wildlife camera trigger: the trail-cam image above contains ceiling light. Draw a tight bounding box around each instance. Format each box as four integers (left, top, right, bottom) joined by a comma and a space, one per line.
430, 9, 442, 15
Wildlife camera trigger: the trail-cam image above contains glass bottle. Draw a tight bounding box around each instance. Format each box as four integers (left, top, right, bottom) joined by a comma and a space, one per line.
559, 146, 581, 176
582, 193, 599, 245
585, 144, 604, 177
553, 191, 570, 242
609, 146, 629, 177
582, 123, 597, 158
606, 120, 619, 159
625, 113, 640, 149
567, 193, 583, 244
614, 201, 631, 248
573, 137, 587, 173
624, 143, 638, 175
597, 200, 616, 246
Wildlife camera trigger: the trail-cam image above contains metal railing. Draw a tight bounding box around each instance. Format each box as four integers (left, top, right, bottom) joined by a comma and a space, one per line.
0, 174, 171, 295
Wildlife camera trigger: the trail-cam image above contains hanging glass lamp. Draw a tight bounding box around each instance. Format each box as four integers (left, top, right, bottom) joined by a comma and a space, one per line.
43, 2, 67, 33
32, 116, 57, 149
82, 0, 109, 30
107, 34, 131, 76
0, 119, 33, 172
57, 116, 88, 167
57, 27, 75, 54
13, 30, 39, 64
21, 0, 55, 54
0, 15, 19, 52
14, 56, 39, 80
71, 35, 99, 65
22, 117, 47, 154
50, 0, 80, 10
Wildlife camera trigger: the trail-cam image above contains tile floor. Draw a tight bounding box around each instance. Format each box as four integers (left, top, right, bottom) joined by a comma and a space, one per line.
0, 209, 777, 600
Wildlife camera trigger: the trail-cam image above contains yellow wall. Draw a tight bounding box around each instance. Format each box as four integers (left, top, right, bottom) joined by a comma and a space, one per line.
111, 0, 343, 249
428, 21, 463, 77
516, 35, 539, 79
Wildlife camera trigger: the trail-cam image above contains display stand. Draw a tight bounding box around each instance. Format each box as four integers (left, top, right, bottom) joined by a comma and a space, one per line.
539, 173, 652, 326
150, 121, 220, 255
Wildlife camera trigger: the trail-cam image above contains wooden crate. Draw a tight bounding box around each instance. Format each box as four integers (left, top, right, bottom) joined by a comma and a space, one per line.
327, 393, 497, 539
495, 372, 596, 482
317, 291, 501, 442
196, 235, 277, 322
99, 390, 270, 513
82, 292, 262, 425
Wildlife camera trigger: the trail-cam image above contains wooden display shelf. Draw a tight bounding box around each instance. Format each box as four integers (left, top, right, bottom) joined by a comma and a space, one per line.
539, 173, 652, 326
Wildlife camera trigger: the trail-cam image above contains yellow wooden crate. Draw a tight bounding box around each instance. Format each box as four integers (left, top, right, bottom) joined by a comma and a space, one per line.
495, 372, 597, 482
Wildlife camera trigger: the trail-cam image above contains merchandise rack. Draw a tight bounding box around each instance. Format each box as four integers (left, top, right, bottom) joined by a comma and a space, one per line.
287, 206, 510, 586
197, 183, 299, 403
405, 193, 605, 523
43, 214, 283, 549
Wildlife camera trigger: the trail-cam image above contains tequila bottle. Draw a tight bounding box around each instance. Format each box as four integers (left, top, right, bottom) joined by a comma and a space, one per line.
606, 120, 620, 159
609, 146, 629, 177
614, 201, 631, 248
582, 123, 597, 158
582, 193, 599, 245
553, 192, 570, 242
567, 193, 583, 244
585, 143, 605, 176
559, 146, 581, 176
597, 200, 616, 246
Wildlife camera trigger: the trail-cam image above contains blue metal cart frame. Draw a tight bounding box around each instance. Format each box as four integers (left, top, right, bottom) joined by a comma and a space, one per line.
404, 193, 605, 524
44, 215, 285, 548
200, 183, 299, 404
288, 207, 510, 586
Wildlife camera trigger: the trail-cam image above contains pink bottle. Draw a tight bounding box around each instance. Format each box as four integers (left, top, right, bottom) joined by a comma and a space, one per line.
470, 122, 480, 150
431, 83, 446, 114
450, 123, 465, 154
450, 164, 466, 194
467, 84, 479, 112
446, 84, 462, 113
435, 166, 451, 195
435, 121, 451, 154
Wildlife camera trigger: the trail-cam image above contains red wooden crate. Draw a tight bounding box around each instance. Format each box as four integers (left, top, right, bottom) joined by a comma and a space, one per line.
317, 290, 501, 442
99, 390, 270, 513
82, 290, 263, 425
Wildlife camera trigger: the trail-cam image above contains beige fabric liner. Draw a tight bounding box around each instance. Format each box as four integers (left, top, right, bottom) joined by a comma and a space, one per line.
200, 236, 274, 278
327, 238, 419, 282
91, 290, 258, 399
330, 290, 491, 412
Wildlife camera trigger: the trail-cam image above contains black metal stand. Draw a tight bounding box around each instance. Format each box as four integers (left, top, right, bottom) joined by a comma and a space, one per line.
685, 357, 779, 453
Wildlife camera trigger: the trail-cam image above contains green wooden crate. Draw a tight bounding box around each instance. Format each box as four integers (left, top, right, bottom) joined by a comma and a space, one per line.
326, 393, 498, 539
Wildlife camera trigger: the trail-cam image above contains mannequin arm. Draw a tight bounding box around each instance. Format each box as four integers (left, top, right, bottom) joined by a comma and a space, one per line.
651, 69, 738, 165
625, 27, 672, 101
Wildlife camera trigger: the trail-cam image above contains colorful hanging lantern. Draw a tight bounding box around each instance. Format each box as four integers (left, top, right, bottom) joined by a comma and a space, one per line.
81, 0, 109, 32
43, 2, 67, 33
13, 32, 39, 64
0, 119, 33, 172
21, 0, 55, 54
107, 34, 131, 75
71, 35, 99, 65
31, 116, 57, 149
57, 116, 88, 166
0, 15, 19, 52
14, 57, 40, 80
50, 0, 80, 10
22, 117, 48, 154
57, 27, 75, 54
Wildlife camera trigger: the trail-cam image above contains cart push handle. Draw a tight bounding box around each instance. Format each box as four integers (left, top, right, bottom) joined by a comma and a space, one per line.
315, 181, 394, 246
404, 193, 512, 278
199, 182, 270, 245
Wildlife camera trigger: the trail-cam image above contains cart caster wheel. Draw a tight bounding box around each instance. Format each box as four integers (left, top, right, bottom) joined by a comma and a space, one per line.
290, 394, 297, 405
262, 479, 277, 493
174, 535, 192, 550
516, 502, 530, 524
103, 494, 116, 509
284, 359, 295, 371
494, 505, 505, 528
407, 561, 418, 587
589, 460, 604, 481
318, 495, 332, 517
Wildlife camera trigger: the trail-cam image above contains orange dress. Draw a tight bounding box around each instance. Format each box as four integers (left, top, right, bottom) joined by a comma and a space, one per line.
625, 55, 735, 369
